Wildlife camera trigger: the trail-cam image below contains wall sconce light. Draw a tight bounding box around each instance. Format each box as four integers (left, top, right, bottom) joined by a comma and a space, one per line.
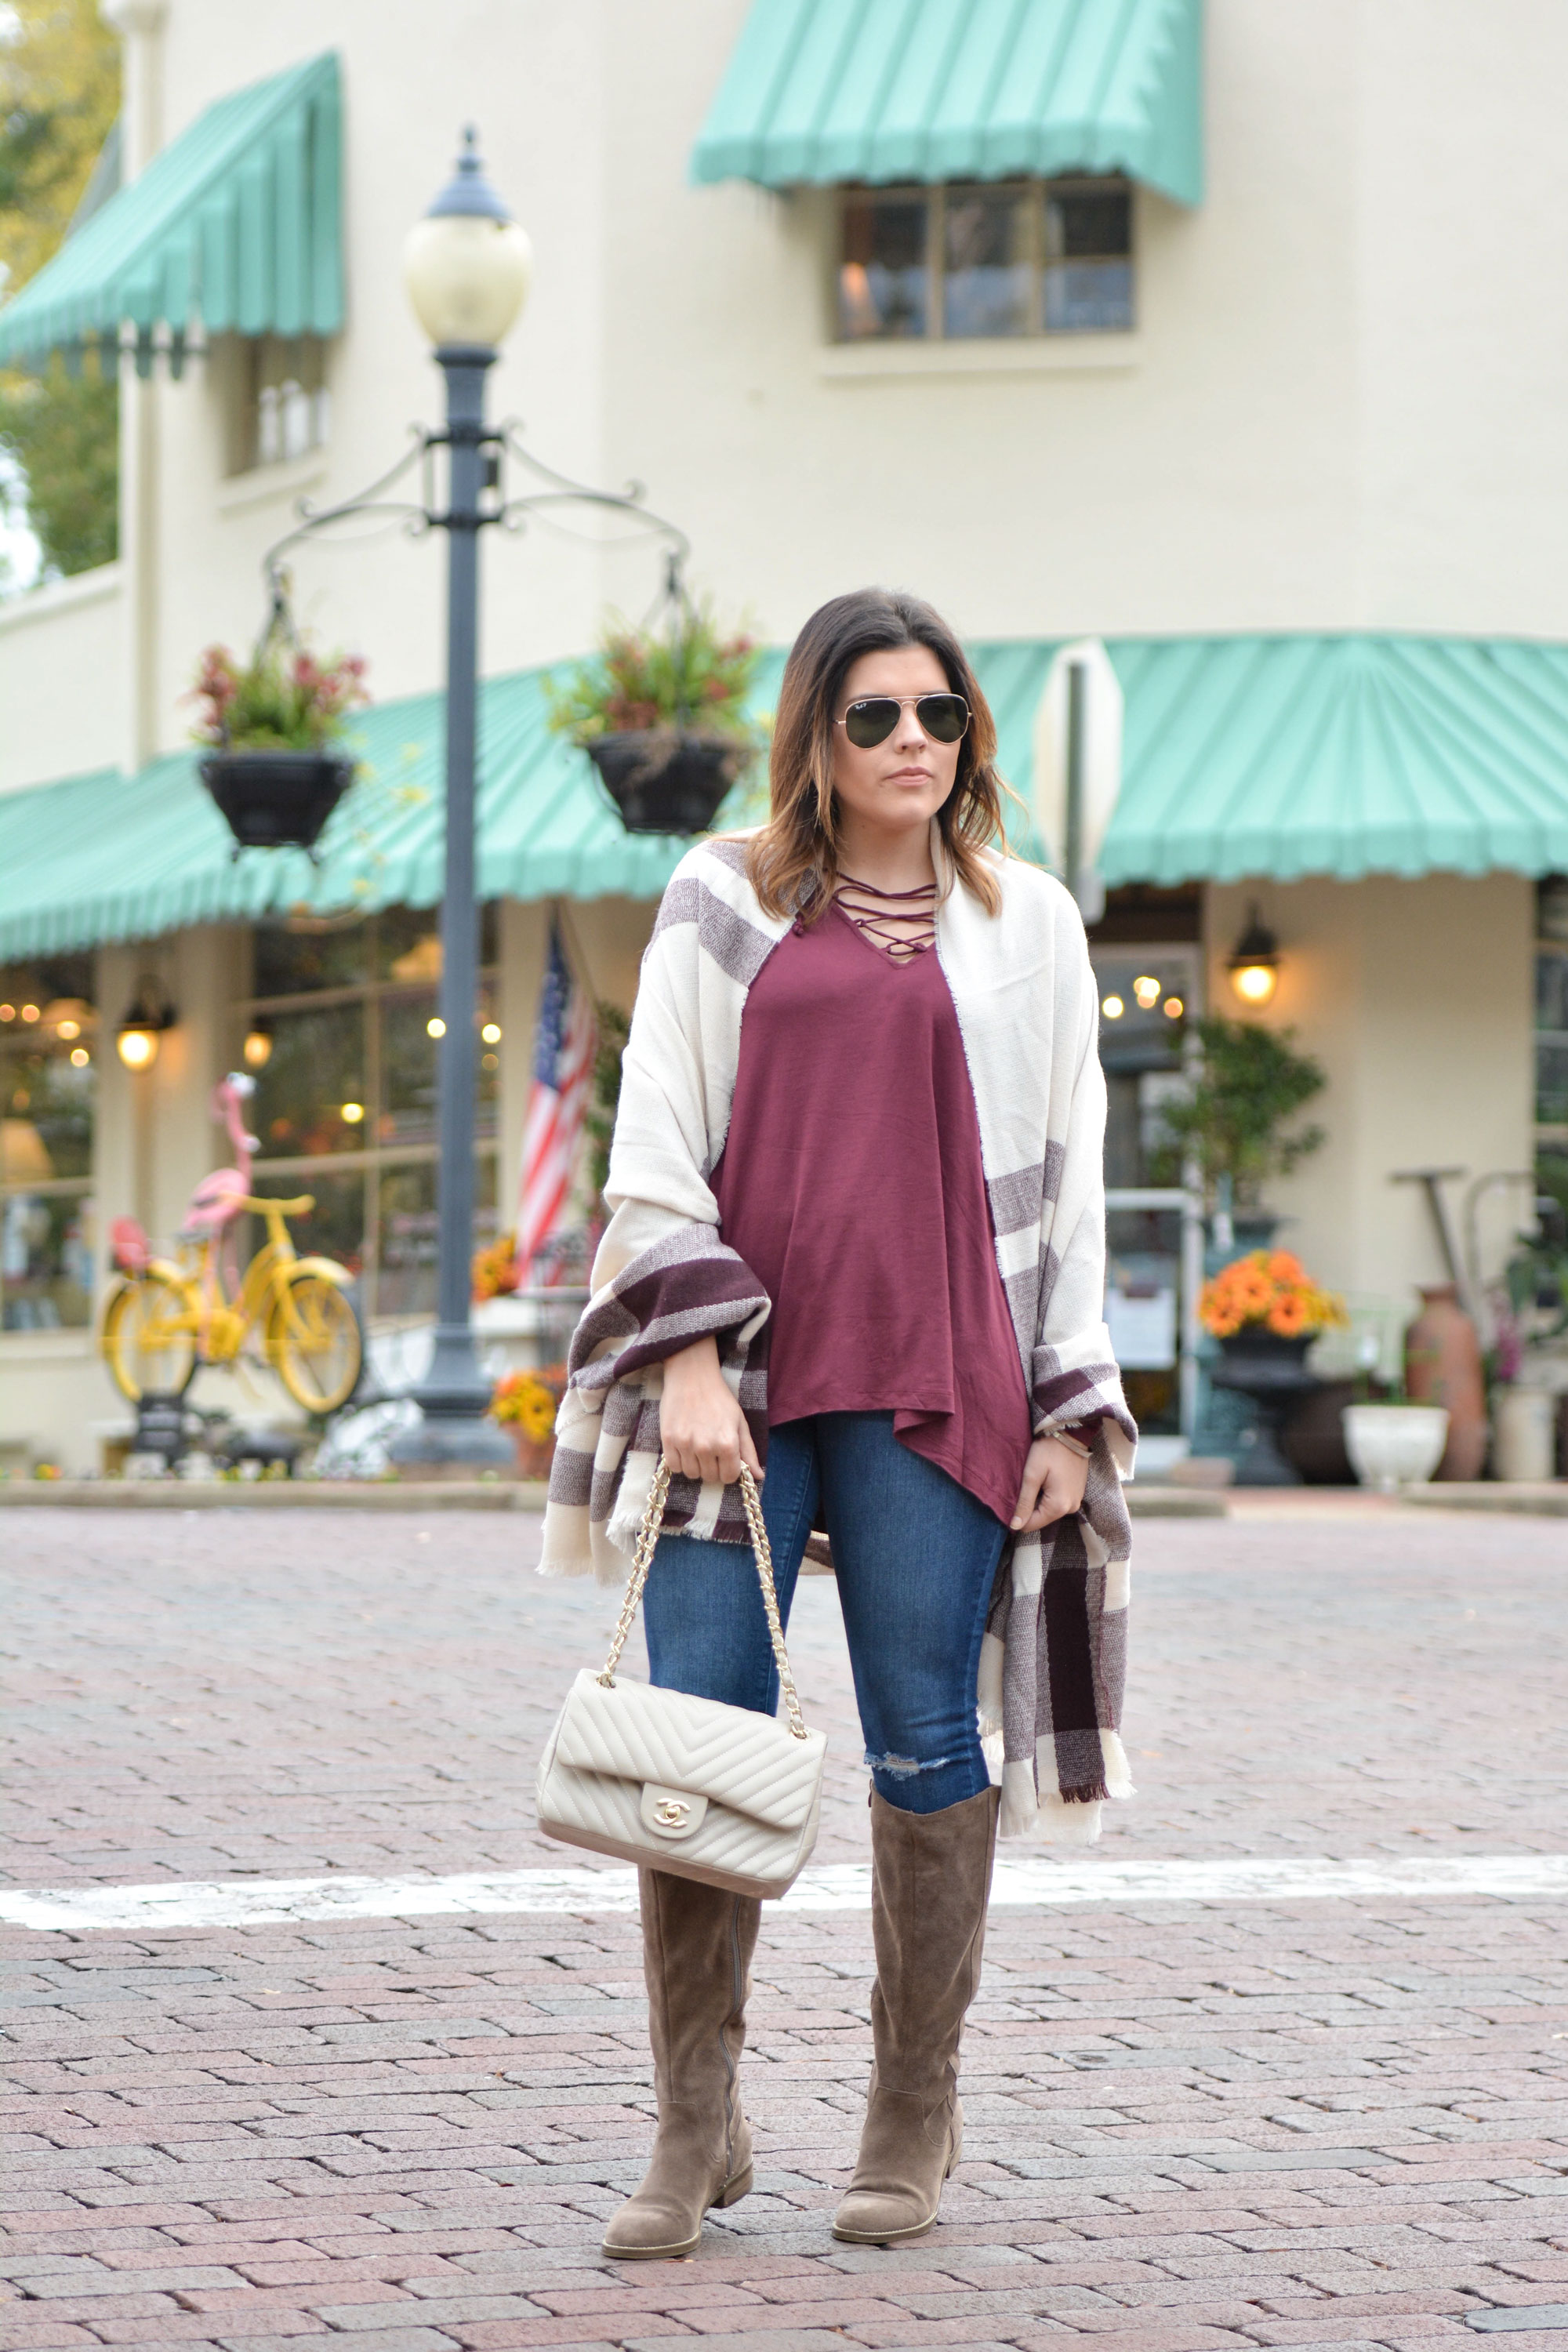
242, 1016, 274, 1070
116, 982, 176, 1071
1227, 906, 1280, 1007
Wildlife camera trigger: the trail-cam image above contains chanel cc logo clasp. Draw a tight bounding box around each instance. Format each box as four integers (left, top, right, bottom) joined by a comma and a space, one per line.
641, 1782, 708, 1839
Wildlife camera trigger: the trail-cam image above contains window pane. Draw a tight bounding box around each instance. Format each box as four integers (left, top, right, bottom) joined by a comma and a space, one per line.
376, 1156, 496, 1319
840, 194, 929, 340
381, 991, 439, 1145
2, 1191, 94, 1330
251, 1171, 367, 1286
1539, 949, 1568, 1126
252, 1003, 367, 1156
255, 920, 370, 998
2, 1041, 96, 1180
1044, 259, 1133, 331
1044, 183, 1133, 332
246, 335, 329, 472
944, 187, 1033, 338
378, 911, 444, 984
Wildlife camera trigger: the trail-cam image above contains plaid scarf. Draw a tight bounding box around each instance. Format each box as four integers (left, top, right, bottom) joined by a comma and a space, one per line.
542, 834, 1136, 1843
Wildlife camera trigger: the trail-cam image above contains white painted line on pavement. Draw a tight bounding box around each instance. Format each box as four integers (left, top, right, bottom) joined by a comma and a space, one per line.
2, 1852, 1566, 1933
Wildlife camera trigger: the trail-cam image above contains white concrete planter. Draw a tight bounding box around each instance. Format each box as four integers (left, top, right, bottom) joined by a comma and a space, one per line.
1493, 1387, 1557, 1483
1341, 1403, 1450, 1492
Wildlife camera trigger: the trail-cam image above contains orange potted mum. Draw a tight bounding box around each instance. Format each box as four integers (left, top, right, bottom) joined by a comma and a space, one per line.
489, 1366, 564, 1479
1200, 1250, 1345, 1348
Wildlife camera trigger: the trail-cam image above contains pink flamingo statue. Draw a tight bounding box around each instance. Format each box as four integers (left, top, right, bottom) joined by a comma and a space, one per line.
182, 1073, 260, 1240
183, 1076, 261, 1321
109, 1073, 260, 1283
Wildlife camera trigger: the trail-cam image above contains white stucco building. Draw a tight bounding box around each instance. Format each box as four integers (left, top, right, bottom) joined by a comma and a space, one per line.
1, 0, 1564, 1471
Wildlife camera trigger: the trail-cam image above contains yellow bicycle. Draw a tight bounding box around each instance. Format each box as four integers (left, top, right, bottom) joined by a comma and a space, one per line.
101, 1072, 361, 1414
101, 1192, 363, 1413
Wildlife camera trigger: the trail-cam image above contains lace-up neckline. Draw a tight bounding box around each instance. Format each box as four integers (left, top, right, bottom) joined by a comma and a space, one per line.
833, 871, 938, 964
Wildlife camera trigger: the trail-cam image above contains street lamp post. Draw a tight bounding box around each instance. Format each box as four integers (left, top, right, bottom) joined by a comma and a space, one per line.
392, 131, 532, 1468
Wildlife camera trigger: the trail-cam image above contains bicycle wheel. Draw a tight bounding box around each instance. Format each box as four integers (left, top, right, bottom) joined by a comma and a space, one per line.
269, 1272, 363, 1413
101, 1273, 198, 1403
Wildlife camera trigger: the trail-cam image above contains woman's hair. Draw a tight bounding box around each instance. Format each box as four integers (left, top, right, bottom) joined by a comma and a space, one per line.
745, 587, 1011, 921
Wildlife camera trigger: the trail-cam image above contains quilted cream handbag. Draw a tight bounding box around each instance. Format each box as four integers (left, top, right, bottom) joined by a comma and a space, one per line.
536, 1460, 827, 1900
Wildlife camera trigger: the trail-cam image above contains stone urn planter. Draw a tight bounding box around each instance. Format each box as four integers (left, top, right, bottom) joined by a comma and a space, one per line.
1341, 1403, 1450, 1492
1210, 1330, 1318, 1486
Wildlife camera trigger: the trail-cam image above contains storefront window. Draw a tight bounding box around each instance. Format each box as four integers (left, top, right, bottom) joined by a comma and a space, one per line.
0, 955, 97, 1332
241, 909, 499, 1319
840, 177, 1132, 343
1090, 940, 1202, 1439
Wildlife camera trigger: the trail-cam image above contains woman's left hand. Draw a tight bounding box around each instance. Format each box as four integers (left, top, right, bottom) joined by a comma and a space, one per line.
1011, 1433, 1090, 1533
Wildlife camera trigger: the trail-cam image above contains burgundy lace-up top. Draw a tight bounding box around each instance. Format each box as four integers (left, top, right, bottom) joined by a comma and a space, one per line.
710, 877, 1033, 1527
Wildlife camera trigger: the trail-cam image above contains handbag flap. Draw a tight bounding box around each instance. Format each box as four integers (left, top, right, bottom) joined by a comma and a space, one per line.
554, 1670, 825, 1831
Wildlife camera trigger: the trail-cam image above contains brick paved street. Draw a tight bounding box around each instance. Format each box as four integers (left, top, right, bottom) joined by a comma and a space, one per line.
3, 1503, 1566, 2352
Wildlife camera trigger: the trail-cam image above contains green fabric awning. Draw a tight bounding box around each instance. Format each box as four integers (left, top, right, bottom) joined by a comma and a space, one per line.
5, 633, 1568, 960
691, 0, 1203, 206
1099, 634, 1568, 885
0, 51, 343, 368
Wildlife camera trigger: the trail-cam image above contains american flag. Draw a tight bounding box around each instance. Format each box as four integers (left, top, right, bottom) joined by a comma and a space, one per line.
514, 917, 596, 1280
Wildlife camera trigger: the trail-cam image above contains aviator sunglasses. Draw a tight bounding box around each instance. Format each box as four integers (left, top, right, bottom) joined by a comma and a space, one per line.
835, 691, 971, 750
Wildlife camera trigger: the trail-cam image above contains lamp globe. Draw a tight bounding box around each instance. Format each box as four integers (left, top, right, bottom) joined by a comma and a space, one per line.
403, 128, 532, 352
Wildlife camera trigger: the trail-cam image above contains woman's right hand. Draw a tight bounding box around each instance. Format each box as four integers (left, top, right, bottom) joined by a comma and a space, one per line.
659, 1333, 762, 1487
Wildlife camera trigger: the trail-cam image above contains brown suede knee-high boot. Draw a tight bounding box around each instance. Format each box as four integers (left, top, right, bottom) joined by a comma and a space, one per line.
832, 1784, 1000, 2245
601, 1869, 762, 2259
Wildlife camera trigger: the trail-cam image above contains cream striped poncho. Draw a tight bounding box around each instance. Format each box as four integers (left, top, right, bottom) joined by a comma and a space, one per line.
541, 831, 1137, 1844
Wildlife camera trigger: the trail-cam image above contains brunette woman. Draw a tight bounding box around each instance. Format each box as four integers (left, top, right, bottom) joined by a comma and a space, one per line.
543, 588, 1135, 2257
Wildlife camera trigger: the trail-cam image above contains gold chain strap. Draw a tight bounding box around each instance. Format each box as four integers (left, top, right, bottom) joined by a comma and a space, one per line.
597, 1458, 810, 1742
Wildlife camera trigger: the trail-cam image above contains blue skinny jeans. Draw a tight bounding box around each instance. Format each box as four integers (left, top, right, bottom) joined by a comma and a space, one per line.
642, 1411, 1006, 1815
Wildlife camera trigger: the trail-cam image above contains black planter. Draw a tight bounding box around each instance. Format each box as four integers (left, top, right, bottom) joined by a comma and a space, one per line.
1210, 1330, 1318, 1486
586, 730, 745, 836
199, 749, 356, 853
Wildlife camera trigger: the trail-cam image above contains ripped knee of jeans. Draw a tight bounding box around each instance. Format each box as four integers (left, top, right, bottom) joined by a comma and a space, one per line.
865, 1748, 952, 1780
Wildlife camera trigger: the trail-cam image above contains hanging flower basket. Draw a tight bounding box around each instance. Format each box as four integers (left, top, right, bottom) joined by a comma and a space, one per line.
199, 749, 358, 853
585, 729, 745, 837
187, 614, 368, 855
545, 583, 764, 838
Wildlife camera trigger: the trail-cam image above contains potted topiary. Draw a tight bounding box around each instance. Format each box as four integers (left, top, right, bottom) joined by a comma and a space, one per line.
190, 616, 368, 854
1200, 1250, 1348, 1484
544, 599, 764, 836
1153, 1016, 1328, 1221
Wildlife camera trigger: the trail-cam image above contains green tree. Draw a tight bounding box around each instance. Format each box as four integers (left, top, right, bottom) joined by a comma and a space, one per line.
0, 0, 121, 585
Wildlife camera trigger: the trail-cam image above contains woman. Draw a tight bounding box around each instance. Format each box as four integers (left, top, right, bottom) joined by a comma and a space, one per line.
542, 588, 1136, 2259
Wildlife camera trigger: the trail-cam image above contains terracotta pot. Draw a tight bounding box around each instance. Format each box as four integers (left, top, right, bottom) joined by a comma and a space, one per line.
1403, 1283, 1486, 1480
507, 1427, 556, 1481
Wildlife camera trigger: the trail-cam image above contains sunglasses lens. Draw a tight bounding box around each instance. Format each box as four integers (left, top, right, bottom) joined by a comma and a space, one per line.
917, 694, 969, 742
844, 699, 900, 748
